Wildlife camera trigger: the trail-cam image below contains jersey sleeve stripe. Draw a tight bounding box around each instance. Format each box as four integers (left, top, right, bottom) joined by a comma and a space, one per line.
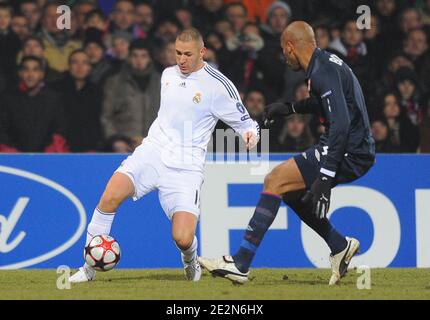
204, 66, 239, 101
207, 65, 241, 101
206, 65, 241, 100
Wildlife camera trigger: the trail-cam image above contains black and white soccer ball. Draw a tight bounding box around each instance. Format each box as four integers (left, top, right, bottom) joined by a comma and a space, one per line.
84, 235, 121, 271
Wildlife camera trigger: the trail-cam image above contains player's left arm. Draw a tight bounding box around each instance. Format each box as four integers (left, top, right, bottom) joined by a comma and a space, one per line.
317, 66, 351, 175
211, 89, 260, 150
302, 65, 351, 219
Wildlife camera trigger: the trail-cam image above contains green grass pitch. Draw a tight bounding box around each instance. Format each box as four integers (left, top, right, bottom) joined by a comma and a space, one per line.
1, 268, 429, 300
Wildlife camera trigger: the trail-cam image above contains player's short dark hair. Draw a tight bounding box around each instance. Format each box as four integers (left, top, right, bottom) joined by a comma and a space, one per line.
85, 8, 106, 23
19, 55, 45, 71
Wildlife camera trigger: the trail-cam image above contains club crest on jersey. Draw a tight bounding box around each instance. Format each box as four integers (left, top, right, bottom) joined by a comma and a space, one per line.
193, 92, 202, 104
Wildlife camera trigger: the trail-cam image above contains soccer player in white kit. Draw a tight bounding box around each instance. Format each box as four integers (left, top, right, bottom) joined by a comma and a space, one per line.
69, 28, 260, 283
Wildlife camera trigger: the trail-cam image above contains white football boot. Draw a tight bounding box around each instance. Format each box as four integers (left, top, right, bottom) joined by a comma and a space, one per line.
182, 253, 202, 281
198, 255, 249, 284
329, 237, 360, 286
69, 264, 96, 283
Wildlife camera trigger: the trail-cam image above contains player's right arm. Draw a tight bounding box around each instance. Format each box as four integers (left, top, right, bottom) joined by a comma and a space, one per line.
211, 86, 260, 150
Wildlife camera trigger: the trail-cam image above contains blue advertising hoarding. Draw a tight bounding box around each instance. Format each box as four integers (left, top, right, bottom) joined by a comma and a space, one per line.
0, 154, 429, 269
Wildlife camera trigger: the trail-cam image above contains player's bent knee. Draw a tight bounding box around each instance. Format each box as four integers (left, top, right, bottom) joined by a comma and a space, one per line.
173, 233, 194, 251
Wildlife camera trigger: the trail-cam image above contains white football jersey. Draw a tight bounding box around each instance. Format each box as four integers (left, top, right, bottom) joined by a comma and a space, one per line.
146, 63, 259, 171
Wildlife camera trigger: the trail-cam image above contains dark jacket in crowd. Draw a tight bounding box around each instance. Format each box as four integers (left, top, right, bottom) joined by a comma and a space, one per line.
0, 84, 68, 152
101, 63, 161, 139
54, 74, 103, 152
0, 29, 21, 82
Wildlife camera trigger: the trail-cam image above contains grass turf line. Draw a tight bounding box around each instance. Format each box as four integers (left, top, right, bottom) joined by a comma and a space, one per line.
1, 268, 429, 300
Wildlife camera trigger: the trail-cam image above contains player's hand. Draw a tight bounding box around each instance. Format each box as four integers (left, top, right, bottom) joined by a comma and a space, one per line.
301, 172, 334, 219
243, 131, 259, 150
263, 102, 295, 127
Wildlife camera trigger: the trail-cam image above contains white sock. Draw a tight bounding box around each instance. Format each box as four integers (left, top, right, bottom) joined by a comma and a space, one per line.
86, 208, 116, 246
178, 236, 198, 263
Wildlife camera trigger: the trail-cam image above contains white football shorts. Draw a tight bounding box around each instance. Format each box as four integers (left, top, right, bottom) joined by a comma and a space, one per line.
115, 140, 204, 220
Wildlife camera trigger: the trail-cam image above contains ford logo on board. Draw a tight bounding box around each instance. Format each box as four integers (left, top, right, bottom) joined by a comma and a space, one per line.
0, 165, 86, 269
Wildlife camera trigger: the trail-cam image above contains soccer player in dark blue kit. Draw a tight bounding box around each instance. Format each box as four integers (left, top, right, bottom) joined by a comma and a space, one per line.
199, 21, 376, 285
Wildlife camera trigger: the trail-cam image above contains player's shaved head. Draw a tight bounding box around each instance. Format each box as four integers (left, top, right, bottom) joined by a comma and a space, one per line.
280, 21, 317, 72
175, 28, 206, 75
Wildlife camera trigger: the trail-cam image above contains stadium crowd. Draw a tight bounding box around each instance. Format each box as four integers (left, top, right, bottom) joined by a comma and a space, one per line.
0, 0, 429, 153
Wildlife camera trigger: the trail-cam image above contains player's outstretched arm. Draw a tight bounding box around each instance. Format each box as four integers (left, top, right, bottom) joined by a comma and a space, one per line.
211, 86, 260, 150
263, 97, 321, 127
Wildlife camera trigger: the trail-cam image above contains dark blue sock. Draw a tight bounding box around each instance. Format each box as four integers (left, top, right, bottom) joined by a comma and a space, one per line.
233, 192, 281, 273
284, 196, 347, 255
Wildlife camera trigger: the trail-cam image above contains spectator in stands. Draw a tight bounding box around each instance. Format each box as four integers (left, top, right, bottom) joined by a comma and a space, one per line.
175, 7, 193, 29
73, 0, 96, 38
244, 90, 265, 123
395, 67, 426, 126
0, 56, 68, 153
376, 0, 403, 58
104, 134, 134, 153
192, 0, 224, 35
108, 0, 135, 38
371, 119, 402, 153
419, 107, 430, 152
20, 0, 42, 32
376, 52, 414, 93
225, 2, 248, 35
275, 114, 315, 152
381, 93, 420, 152
363, 14, 386, 78
314, 23, 330, 50
400, 8, 423, 36
54, 50, 102, 152
20, 35, 62, 83
84, 9, 108, 32
0, 3, 21, 83
84, 28, 113, 86
225, 0, 275, 24
108, 30, 132, 70
154, 39, 176, 72
39, 2, 81, 72
135, 2, 155, 38
258, 1, 291, 102
101, 39, 161, 145
222, 22, 265, 94
11, 13, 30, 41
329, 18, 374, 95
203, 45, 219, 69
402, 28, 430, 91
153, 15, 181, 44
418, 0, 430, 26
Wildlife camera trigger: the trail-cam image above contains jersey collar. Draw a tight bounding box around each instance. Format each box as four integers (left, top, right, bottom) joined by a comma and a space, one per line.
305, 48, 321, 79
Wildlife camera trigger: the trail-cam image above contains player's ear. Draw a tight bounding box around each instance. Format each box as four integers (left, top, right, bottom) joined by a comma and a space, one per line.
200, 46, 207, 57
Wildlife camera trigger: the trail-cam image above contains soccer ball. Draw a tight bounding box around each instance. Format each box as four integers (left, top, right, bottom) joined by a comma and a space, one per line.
84, 235, 121, 271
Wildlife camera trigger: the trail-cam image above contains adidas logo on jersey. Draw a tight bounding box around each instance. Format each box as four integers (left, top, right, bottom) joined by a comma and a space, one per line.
179, 82, 186, 88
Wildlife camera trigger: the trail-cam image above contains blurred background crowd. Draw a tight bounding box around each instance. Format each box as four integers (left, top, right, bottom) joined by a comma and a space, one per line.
0, 0, 429, 153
